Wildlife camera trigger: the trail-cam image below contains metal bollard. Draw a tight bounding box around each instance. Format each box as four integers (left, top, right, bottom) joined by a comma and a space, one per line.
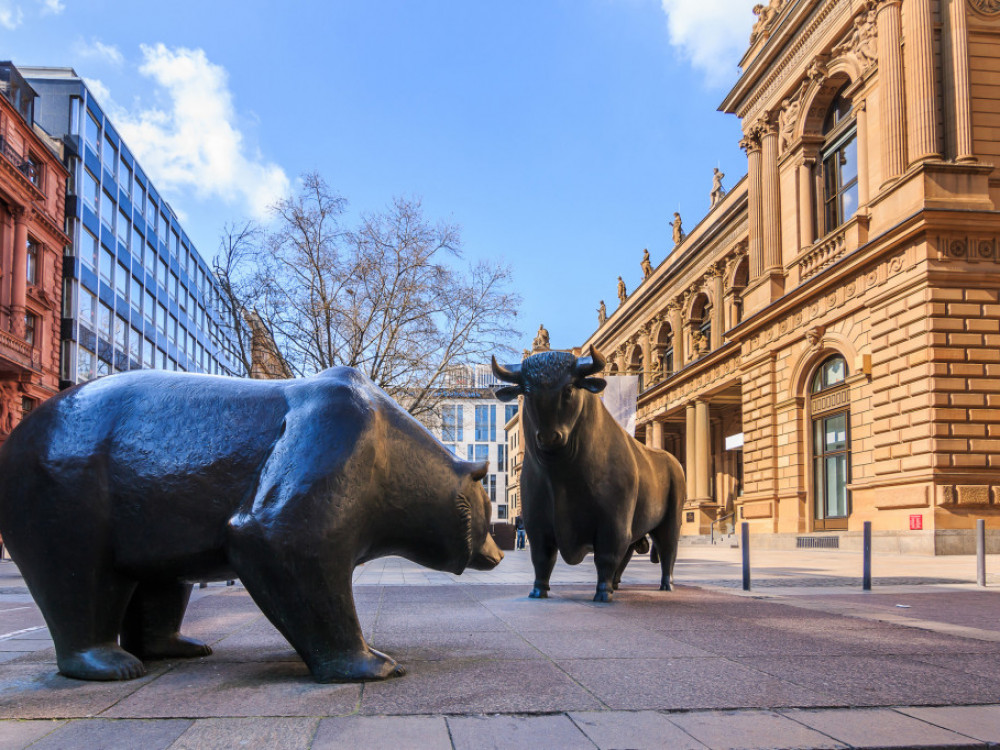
741, 522, 750, 592
977, 519, 986, 588
862, 521, 872, 591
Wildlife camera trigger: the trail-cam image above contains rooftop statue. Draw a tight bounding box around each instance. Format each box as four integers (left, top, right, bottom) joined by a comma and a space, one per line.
640, 248, 653, 279
617, 276, 627, 305
670, 212, 685, 246
710, 168, 726, 208
492, 348, 685, 602
0, 368, 503, 683
533, 323, 551, 352
597, 300, 607, 325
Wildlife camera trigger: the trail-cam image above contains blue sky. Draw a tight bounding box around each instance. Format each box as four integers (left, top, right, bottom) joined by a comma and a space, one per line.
3, 0, 755, 353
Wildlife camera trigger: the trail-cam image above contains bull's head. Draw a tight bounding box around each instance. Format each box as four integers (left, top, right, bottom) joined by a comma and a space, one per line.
492, 346, 606, 453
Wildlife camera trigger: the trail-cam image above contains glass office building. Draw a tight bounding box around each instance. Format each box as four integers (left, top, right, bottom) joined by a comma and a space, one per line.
21, 67, 242, 387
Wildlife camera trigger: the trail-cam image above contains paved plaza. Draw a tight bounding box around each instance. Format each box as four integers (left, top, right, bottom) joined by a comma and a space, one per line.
2, 544, 1000, 748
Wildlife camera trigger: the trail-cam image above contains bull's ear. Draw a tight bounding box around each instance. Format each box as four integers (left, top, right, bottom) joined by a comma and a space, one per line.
466, 460, 489, 481
579, 377, 607, 394
494, 385, 521, 402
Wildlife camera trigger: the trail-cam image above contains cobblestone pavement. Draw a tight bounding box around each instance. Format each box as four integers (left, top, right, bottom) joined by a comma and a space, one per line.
2, 547, 1000, 748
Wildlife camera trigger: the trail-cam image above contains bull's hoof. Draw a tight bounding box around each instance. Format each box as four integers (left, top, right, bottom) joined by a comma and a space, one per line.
612, 580, 621, 591
130, 635, 212, 660
593, 587, 613, 603
58, 645, 147, 681
650, 548, 660, 564
659, 582, 672, 591
528, 587, 549, 599
311, 648, 405, 683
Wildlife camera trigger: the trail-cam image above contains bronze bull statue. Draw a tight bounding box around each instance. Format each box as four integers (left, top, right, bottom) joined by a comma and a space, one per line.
493, 347, 684, 602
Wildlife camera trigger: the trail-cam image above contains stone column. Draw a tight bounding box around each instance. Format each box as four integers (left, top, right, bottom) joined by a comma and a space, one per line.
695, 400, 711, 500
650, 420, 664, 450
876, 0, 907, 182
798, 158, 815, 249
685, 403, 697, 499
742, 133, 764, 280
11, 208, 28, 337
711, 267, 725, 349
668, 302, 684, 367
904, 0, 940, 163
945, 0, 975, 162
856, 102, 870, 207
760, 116, 782, 272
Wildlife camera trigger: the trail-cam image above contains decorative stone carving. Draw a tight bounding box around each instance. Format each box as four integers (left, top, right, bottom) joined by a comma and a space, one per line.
832, 9, 878, 70
806, 57, 829, 85
690, 330, 708, 359
805, 325, 826, 348
777, 82, 805, 153
969, 0, 1000, 15
750, 0, 785, 44
710, 168, 726, 208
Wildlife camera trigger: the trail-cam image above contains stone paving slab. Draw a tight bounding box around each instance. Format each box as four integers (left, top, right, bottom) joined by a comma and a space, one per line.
313, 716, 450, 750
447, 715, 591, 750
669, 709, 847, 749
779, 707, 988, 749
170, 717, 319, 749
899, 705, 1000, 744
569, 710, 709, 749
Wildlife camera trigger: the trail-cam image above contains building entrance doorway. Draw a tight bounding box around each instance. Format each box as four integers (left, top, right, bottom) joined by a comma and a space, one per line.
810, 356, 850, 531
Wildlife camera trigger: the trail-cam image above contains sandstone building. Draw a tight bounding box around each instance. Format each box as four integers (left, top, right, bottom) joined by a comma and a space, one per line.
0, 63, 68, 445
585, 0, 1000, 553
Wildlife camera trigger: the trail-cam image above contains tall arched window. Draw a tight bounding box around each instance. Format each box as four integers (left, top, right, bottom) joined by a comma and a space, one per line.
821, 87, 859, 234
811, 355, 850, 531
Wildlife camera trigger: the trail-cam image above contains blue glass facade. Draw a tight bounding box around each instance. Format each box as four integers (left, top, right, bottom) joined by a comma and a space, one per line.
23, 68, 242, 385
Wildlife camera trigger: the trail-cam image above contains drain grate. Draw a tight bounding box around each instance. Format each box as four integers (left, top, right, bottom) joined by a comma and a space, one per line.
797, 536, 840, 549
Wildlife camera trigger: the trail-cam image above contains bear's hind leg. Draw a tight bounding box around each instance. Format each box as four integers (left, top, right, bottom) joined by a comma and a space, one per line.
40, 570, 145, 681
121, 581, 212, 660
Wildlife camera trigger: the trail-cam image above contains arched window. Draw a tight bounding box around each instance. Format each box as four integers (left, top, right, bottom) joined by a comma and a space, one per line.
820, 87, 859, 234
811, 355, 850, 531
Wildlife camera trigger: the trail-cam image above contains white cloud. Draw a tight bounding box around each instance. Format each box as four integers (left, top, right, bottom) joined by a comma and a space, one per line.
38, 0, 63, 15
660, 0, 755, 86
103, 44, 289, 219
0, 1, 24, 29
75, 39, 124, 66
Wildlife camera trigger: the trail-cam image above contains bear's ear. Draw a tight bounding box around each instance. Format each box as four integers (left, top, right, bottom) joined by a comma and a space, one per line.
493, 385, 521, 402
578, 377, 607, 394
465, 459, 489, 481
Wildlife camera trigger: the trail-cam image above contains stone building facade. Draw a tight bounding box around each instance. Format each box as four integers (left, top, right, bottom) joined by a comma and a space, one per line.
0, 63, 68, 446
585, 0, 1000, 553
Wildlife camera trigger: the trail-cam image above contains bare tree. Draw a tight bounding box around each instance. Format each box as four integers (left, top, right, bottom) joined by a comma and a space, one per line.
215, 173, 521, 418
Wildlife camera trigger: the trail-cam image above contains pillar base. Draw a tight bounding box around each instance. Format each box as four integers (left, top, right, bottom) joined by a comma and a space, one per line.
742, 271, 785, 318
681, 500, 723, 536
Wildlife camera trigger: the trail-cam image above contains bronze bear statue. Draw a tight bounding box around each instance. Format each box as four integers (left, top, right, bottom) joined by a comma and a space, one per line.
0, 367, 503, 683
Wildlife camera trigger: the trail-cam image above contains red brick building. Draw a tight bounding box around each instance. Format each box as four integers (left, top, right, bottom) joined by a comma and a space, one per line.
0, 63, 68, 444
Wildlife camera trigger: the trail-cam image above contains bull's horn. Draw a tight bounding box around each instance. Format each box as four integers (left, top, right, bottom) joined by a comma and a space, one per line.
575, 345, 606, 377
491, 355, 523, 384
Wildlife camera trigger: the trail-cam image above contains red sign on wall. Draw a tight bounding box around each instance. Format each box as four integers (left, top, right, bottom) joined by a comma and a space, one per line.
909, 514, 923, 530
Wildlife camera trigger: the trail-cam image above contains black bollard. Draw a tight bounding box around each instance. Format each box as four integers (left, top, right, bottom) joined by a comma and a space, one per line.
977, 519, 986, 588
741, 522, 750, 591
862, 521, 872, 591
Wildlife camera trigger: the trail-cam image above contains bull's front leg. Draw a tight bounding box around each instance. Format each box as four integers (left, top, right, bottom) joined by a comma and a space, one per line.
528, 533, 557, 598
593, 533, 631, 603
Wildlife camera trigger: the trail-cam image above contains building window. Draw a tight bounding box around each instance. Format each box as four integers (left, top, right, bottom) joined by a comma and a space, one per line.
146, 196, 157, 227
79, 289, 96, 329
497, 504, 508, 520
130, 277, 142, 311
26, 239, 38, 285
83, 169, 99, 212
820, 88, 858, 234
20, 396, 35, 421
810, 355, 850, 531
23, 152, 40, 188
101, 190, 115, 230
505, 404, 518, 424
117, 209, 130, 248
116, 262, 129, 301
663, 345, 674, 375
467, 444, 489, 463
486, 475, 497, 503
118, 158, 131, 197
85, 111, 100, 151
102, 134, 116, 176
99, 247, 114, 287
81, 227, 99, 271
442, 404, 463, 442
24, 313, 36, 346
98, 302, 113, 339
78, 347, 96, 381
475, 404, 497, 442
